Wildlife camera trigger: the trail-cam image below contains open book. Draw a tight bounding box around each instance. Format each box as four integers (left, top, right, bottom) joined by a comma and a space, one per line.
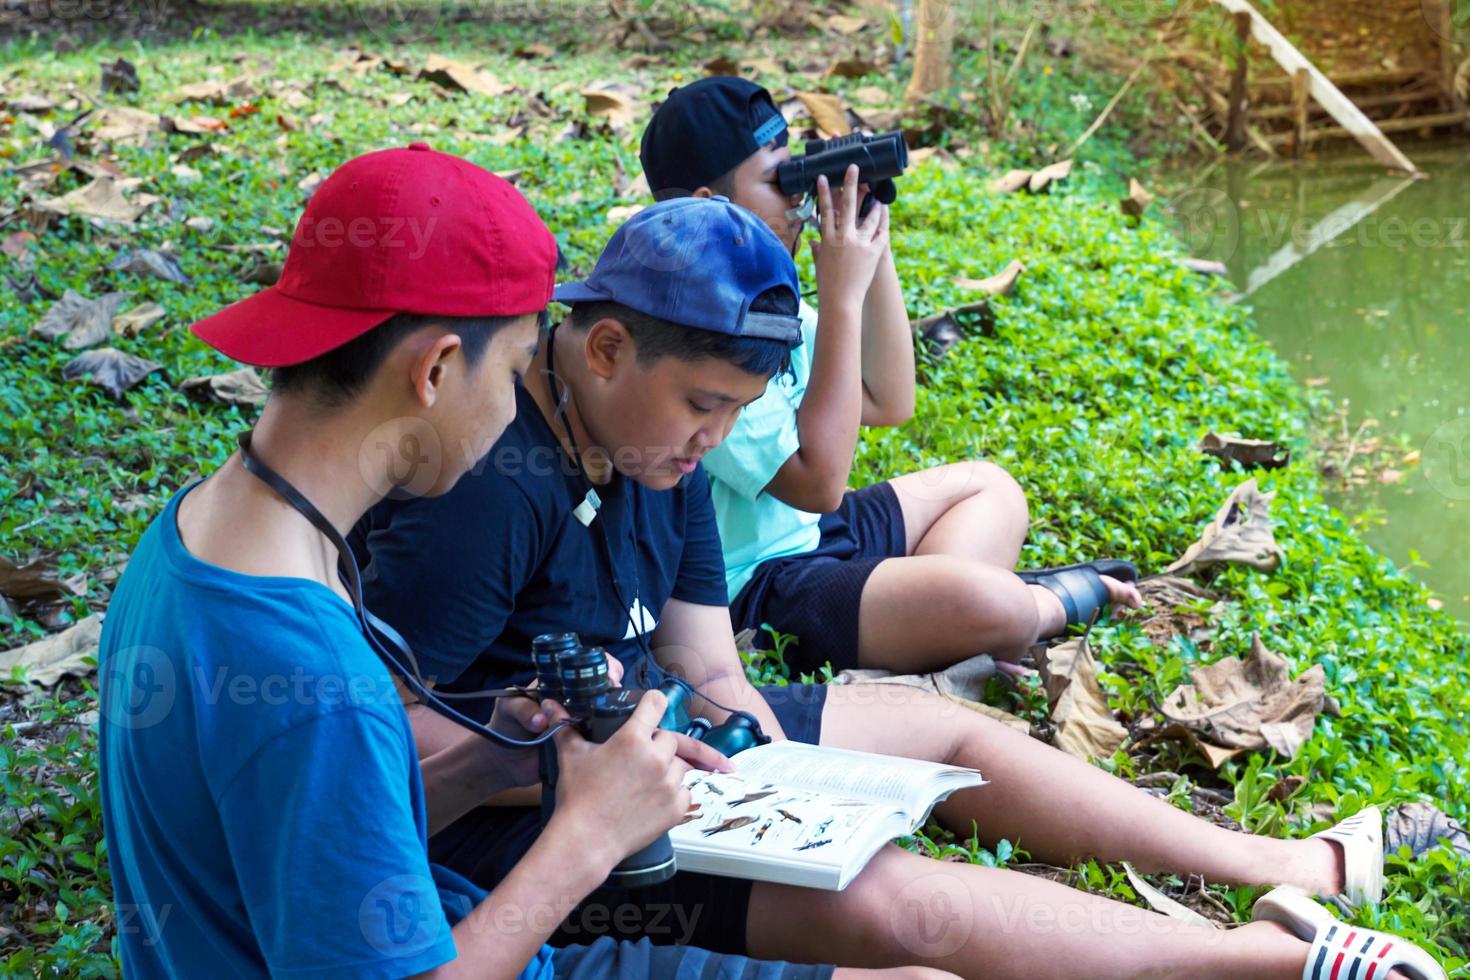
669, 741, 985, 891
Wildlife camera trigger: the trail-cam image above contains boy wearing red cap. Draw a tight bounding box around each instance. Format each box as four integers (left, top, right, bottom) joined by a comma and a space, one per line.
95, 145, 898, 980
639, 77, 1143, 679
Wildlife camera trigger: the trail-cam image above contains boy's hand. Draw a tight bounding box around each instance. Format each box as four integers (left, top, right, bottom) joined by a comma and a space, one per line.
549, 690, 733, 871
812, 163, 890, 314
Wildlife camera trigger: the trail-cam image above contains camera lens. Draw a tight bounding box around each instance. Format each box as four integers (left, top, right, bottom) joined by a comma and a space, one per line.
531, 632, 581, 701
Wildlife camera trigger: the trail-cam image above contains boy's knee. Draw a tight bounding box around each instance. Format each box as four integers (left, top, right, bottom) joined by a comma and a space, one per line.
971, 460, 1028, 525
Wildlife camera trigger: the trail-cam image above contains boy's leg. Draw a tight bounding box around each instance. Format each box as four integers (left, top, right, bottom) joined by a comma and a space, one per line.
744, 844, 1316, 979
885, 461, 1029, 567
817, 685, 1341, 897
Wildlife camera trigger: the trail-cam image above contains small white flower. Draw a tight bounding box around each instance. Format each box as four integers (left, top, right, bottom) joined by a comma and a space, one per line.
1069, 93, 1094, 113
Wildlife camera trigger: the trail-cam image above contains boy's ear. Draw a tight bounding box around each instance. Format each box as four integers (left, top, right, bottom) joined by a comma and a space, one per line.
583, 317, 632, 381
409, 329, 462, 408
691, 186, 715, 199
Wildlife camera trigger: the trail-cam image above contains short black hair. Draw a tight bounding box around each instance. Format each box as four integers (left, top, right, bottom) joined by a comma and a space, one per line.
270, 311, 523, 409
566, 286, 797, 379
652, 167, 738, 203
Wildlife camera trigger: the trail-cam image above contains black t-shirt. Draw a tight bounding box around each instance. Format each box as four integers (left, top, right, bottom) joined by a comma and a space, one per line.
355, 384, 729, 717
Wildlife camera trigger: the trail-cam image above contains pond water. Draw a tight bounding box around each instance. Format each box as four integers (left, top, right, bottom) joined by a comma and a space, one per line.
1167, 141, 1470, 623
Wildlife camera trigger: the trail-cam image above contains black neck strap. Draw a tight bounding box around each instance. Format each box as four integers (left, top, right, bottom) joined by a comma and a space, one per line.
235, 430, 553, 748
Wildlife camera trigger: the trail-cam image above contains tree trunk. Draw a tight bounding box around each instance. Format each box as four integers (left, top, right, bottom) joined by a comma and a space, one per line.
903, 0, 955, 105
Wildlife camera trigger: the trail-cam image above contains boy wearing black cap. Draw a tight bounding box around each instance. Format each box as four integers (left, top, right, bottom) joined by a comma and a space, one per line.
96, 147, 902, 980
358, 196, 1424, 980
640, 76, 1142, 679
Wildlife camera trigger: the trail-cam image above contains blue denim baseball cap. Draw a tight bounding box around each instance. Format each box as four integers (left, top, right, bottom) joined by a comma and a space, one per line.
553, 197, 802, 348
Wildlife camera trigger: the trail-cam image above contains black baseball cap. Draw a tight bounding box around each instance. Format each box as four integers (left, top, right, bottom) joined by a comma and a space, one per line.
639, 76, 789, 196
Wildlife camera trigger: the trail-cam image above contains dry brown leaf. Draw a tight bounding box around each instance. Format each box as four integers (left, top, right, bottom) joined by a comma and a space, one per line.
1028, 158, 1073, 193
2, 231, 37, 258
1121, 177, 1152, 218
0, 614, 104, 686
824, 57, 882, 79
420, 54, 513, 97
109, 249, 189, 284
172, 76, 258, 106
1384, 802, 1470, 860
113, 302, 166, 338
1159, 634, 1324, 765
62, 348, 163, 398
33, 290, 126, 349
1198, 432, 1290, 471
606, 204, 646, 224
914, 300, 993, 360
1180, 258, 1229, 277
703, 55, 740, 76
180, 367, 269, 408
1165, 478, 1282, 576
0, 555, 82, 605
793, 91, 850, 136
169, 115, 230, 134
1036, 635, 1128, 761
953, 259, 1025, 297
581, 84, 639, 129
513, 42, 554, 59
827, 13, 867, 33
9, 94, 56, 114
100, 57, 140, 95
745, 56, 785, 76
907, 146, 956, 168
991, 168, 1032, 194
34, 176, 142, 225
851, 84, 890, 105
240, 258, 283, 286
835, 654, 1031, 734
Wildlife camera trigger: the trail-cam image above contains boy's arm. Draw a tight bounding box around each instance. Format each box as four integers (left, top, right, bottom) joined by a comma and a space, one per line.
652, 597, 788, 742
857, 247, 915, 427
763, 171, 890, 514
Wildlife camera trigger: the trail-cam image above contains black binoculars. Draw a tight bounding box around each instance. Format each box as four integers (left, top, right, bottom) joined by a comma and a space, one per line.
531, 632, 769, 887
776, 130, 909, 220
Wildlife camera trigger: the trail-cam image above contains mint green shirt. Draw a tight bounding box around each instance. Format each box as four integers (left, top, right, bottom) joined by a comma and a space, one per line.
704, 300, 823, 600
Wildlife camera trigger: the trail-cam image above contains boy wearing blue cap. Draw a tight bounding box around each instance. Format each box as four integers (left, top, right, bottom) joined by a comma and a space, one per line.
357, 196, 1418, 980
639, 76, 1142, 678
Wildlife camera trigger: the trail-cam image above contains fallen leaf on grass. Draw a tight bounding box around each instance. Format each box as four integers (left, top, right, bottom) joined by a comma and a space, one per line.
169, 115, 230, 134
792, 91, 850, 136
99, 57, 140, 95
1180, 258, 1229, 277
419, 54, 513, 97
1123, 863, 1217, 928
0, 555, 83, 606
2, 231, 37, 258
991, 169, 1033, 194
1036, 635, 1128, 761
113, 302, 166, 338
239, 258, 283, 285
834, 654, 1031, 734
33, 290, 126, 349
62, 347, 163, 398
513, 42, 554, 59
180, 367, 268, 407
172, 76, 259, 106
1120, 177, 1152, 218
0, 614, 104, 687
1028, 159, 1073, 193
9, 94, 55, 114
108, 248, 189, 284
953, 259, 1025, 297
1198, 432, 1290, 470
703, 55, 740, 76
914, 300, 994, 360
1165, 478, 1282, 576
851, 84, 890, 105
90, 107, 163, 143
744, 56, 785, 76
1159, 633, 1324, 765
33, 176, 142, 225
826, 12, 868, 34
824, 57, 882, 79
581, 84, 639, 129
1384, 802, 1470, 860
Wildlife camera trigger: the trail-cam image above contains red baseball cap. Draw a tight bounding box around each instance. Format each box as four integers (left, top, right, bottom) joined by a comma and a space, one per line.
191, 143, 557, 367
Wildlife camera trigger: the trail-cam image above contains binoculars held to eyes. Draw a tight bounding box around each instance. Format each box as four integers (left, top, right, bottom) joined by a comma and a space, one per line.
532, 631, 770, 887
776, 130, 909, 221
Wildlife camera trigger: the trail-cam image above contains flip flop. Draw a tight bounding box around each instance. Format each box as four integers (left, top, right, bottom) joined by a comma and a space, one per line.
1016, 559, 1139, 630
1312, 805, 1385, 909
1252, 886, 1445, 980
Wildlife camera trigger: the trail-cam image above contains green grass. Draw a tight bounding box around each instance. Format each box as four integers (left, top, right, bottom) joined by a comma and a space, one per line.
3, 3, 1468, 975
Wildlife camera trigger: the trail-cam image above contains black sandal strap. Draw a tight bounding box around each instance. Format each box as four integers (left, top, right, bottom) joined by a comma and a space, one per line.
1027, 565, 1110, 629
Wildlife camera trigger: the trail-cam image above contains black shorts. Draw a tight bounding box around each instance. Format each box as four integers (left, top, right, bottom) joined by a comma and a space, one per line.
552, 936, 835, 979
729, 481, 907, 675
430, 683, 828, 956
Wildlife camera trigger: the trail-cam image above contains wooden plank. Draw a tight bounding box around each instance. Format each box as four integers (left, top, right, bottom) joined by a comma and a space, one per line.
1290, 68, 1310, 158
1250, 84, 1442, 121
1212, 0, 1420, 174
1250, 67, 1423, 90
1226, 11, 1251, 151
1263, 109, 1470, 146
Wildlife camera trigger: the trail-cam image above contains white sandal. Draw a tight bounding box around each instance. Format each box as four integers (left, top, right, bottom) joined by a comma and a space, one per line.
1312, 805, 1385, 907
1253, 886, 1445, 980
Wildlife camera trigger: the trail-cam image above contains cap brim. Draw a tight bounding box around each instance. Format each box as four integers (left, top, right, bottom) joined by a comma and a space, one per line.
551, 280, 613, 306
191, 287, 397, 368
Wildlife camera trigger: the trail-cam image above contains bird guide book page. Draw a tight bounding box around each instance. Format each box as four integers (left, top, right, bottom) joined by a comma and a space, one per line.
669, 741, 985, 890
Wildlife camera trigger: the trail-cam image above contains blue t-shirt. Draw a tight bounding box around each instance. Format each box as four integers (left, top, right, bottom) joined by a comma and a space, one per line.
98, 483, 556, 979
355, 383, 729, 708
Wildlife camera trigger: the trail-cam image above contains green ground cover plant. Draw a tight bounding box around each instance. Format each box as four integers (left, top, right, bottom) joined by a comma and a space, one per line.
3, 4, 1467, 975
